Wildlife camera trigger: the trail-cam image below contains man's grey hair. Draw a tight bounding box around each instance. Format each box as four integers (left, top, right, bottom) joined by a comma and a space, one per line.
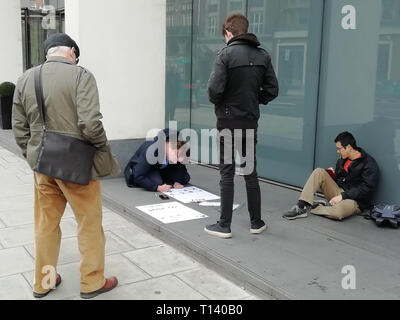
46, 46, 71, 57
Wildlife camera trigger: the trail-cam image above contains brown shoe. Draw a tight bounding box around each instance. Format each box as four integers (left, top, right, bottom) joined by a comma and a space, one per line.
80, 277, 118, 299
33, 273, 62, 298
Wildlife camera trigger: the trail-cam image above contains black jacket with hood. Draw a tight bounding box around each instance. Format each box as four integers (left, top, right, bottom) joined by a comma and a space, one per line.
207, 33, 279, 129
334, 148, 380, 210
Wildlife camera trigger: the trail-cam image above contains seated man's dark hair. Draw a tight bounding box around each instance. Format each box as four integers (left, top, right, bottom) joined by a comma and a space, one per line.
334, 131, 358, 149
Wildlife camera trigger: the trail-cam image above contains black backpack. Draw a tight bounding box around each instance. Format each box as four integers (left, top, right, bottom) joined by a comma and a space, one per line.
369, 203, 400, 228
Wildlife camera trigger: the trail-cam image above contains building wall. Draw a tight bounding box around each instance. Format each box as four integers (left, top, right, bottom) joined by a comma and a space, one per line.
0, 0, 23, 84
65, 0, 166, 141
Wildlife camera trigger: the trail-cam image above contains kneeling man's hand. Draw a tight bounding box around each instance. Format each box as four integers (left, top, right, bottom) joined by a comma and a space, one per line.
157, 184, 172, 193
329, 194, 343, 206
173, 182, 184, 189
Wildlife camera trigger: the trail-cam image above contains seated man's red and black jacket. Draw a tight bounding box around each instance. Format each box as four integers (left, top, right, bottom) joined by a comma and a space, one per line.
334, 148, 380, 210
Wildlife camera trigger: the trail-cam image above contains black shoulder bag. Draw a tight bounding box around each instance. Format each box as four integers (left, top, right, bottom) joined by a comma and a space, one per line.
33, 64, 96, 185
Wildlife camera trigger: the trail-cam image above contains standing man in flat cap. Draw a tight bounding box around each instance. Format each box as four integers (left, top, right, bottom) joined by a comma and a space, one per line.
12, 33, 120, 299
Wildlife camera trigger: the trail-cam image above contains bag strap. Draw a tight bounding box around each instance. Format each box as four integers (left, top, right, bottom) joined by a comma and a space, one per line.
34, 64, 46, 132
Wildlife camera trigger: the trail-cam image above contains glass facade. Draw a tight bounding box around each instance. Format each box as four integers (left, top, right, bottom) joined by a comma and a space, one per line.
315, 0, 400, 203
21, 0, 65, 70
166, 0, 400, 204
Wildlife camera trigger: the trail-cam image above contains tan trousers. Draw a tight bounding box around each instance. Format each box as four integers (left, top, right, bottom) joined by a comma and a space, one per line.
300, 168, 361, 220
33, 172, 106, 294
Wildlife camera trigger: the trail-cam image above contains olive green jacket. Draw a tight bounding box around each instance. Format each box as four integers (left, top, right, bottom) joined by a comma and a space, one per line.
12, 56, 120, 179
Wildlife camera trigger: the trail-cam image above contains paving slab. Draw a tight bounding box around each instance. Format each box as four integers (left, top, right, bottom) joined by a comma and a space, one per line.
0, 205, 74, 227
123, 244, 198, 277
101, 211, 135, 231
110, 226, 163, 249
102, 254, 152, 285
0, 219, 77, 248
0, 207, 35, 227
175, 267, 260, 300
0, 194, 33, 211
0, 274, 34, 300
0, 247, 33, 277
15, 173, 34, 185
0, 184, 33, 199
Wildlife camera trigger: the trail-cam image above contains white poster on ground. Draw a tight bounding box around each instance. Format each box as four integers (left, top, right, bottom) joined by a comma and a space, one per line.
136, 201, 208, 224
163, 186, 220, 203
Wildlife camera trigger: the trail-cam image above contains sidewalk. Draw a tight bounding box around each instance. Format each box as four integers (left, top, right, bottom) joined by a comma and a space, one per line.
0, 144, 262, 300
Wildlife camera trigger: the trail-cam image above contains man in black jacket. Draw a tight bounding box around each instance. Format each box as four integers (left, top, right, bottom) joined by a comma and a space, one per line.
283, 132, 380, 221
124, 129, 190, 192
205, 14, 279, 238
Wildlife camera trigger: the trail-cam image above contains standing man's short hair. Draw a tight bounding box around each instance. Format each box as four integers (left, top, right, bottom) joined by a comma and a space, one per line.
334, 131, 358, 149
222, 13, 249, 36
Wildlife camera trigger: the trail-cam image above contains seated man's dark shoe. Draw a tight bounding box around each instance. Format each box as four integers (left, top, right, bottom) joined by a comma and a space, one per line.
311, 199, 328, 209
250, 220, 267, 234
80, 277, 118, 299
33, 273, 62, 298
204, 222, 232, 238
283, 205, 308, 220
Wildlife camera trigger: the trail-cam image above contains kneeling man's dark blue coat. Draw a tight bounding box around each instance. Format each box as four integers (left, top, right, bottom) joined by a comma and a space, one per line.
124, 129, 190, 191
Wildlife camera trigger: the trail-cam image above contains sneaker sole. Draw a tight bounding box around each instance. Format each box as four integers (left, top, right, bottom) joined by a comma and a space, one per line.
204, 227, 232, 239
250, 224, 267, 234
283, 213, 308, 220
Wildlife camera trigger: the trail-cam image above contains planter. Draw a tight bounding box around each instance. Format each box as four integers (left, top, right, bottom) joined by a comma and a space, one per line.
0, 96, 13, 129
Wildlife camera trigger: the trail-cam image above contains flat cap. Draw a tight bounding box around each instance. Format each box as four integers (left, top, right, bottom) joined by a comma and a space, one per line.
44, 33, 80, 58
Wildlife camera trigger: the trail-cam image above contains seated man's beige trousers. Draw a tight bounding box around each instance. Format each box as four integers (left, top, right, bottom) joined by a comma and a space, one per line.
299, 168, 361, 220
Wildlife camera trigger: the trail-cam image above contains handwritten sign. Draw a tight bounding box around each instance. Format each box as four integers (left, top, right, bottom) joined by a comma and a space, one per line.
136, 201, 208, 224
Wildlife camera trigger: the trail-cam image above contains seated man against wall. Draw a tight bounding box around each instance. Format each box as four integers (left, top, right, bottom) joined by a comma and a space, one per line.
283, 131, 379, 221
124, 129, 190, 192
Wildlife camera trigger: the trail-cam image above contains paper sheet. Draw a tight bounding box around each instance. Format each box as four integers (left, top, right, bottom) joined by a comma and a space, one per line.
163, 186, 220, 203
136, 201, 208, 224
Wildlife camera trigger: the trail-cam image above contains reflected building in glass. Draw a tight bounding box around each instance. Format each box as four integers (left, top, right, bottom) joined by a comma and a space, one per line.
166, 0, 400, 204
20, 0, 65, 70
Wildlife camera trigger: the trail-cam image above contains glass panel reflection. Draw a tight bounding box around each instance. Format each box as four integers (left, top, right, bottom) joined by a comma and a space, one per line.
165, 0, 193, 130
20, 0, 65, 70
190, 0, 247, 163
369, 0, 400, 202
187, 0, 324, 180
315, 0, 400, 204
250, 0, 324, 185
